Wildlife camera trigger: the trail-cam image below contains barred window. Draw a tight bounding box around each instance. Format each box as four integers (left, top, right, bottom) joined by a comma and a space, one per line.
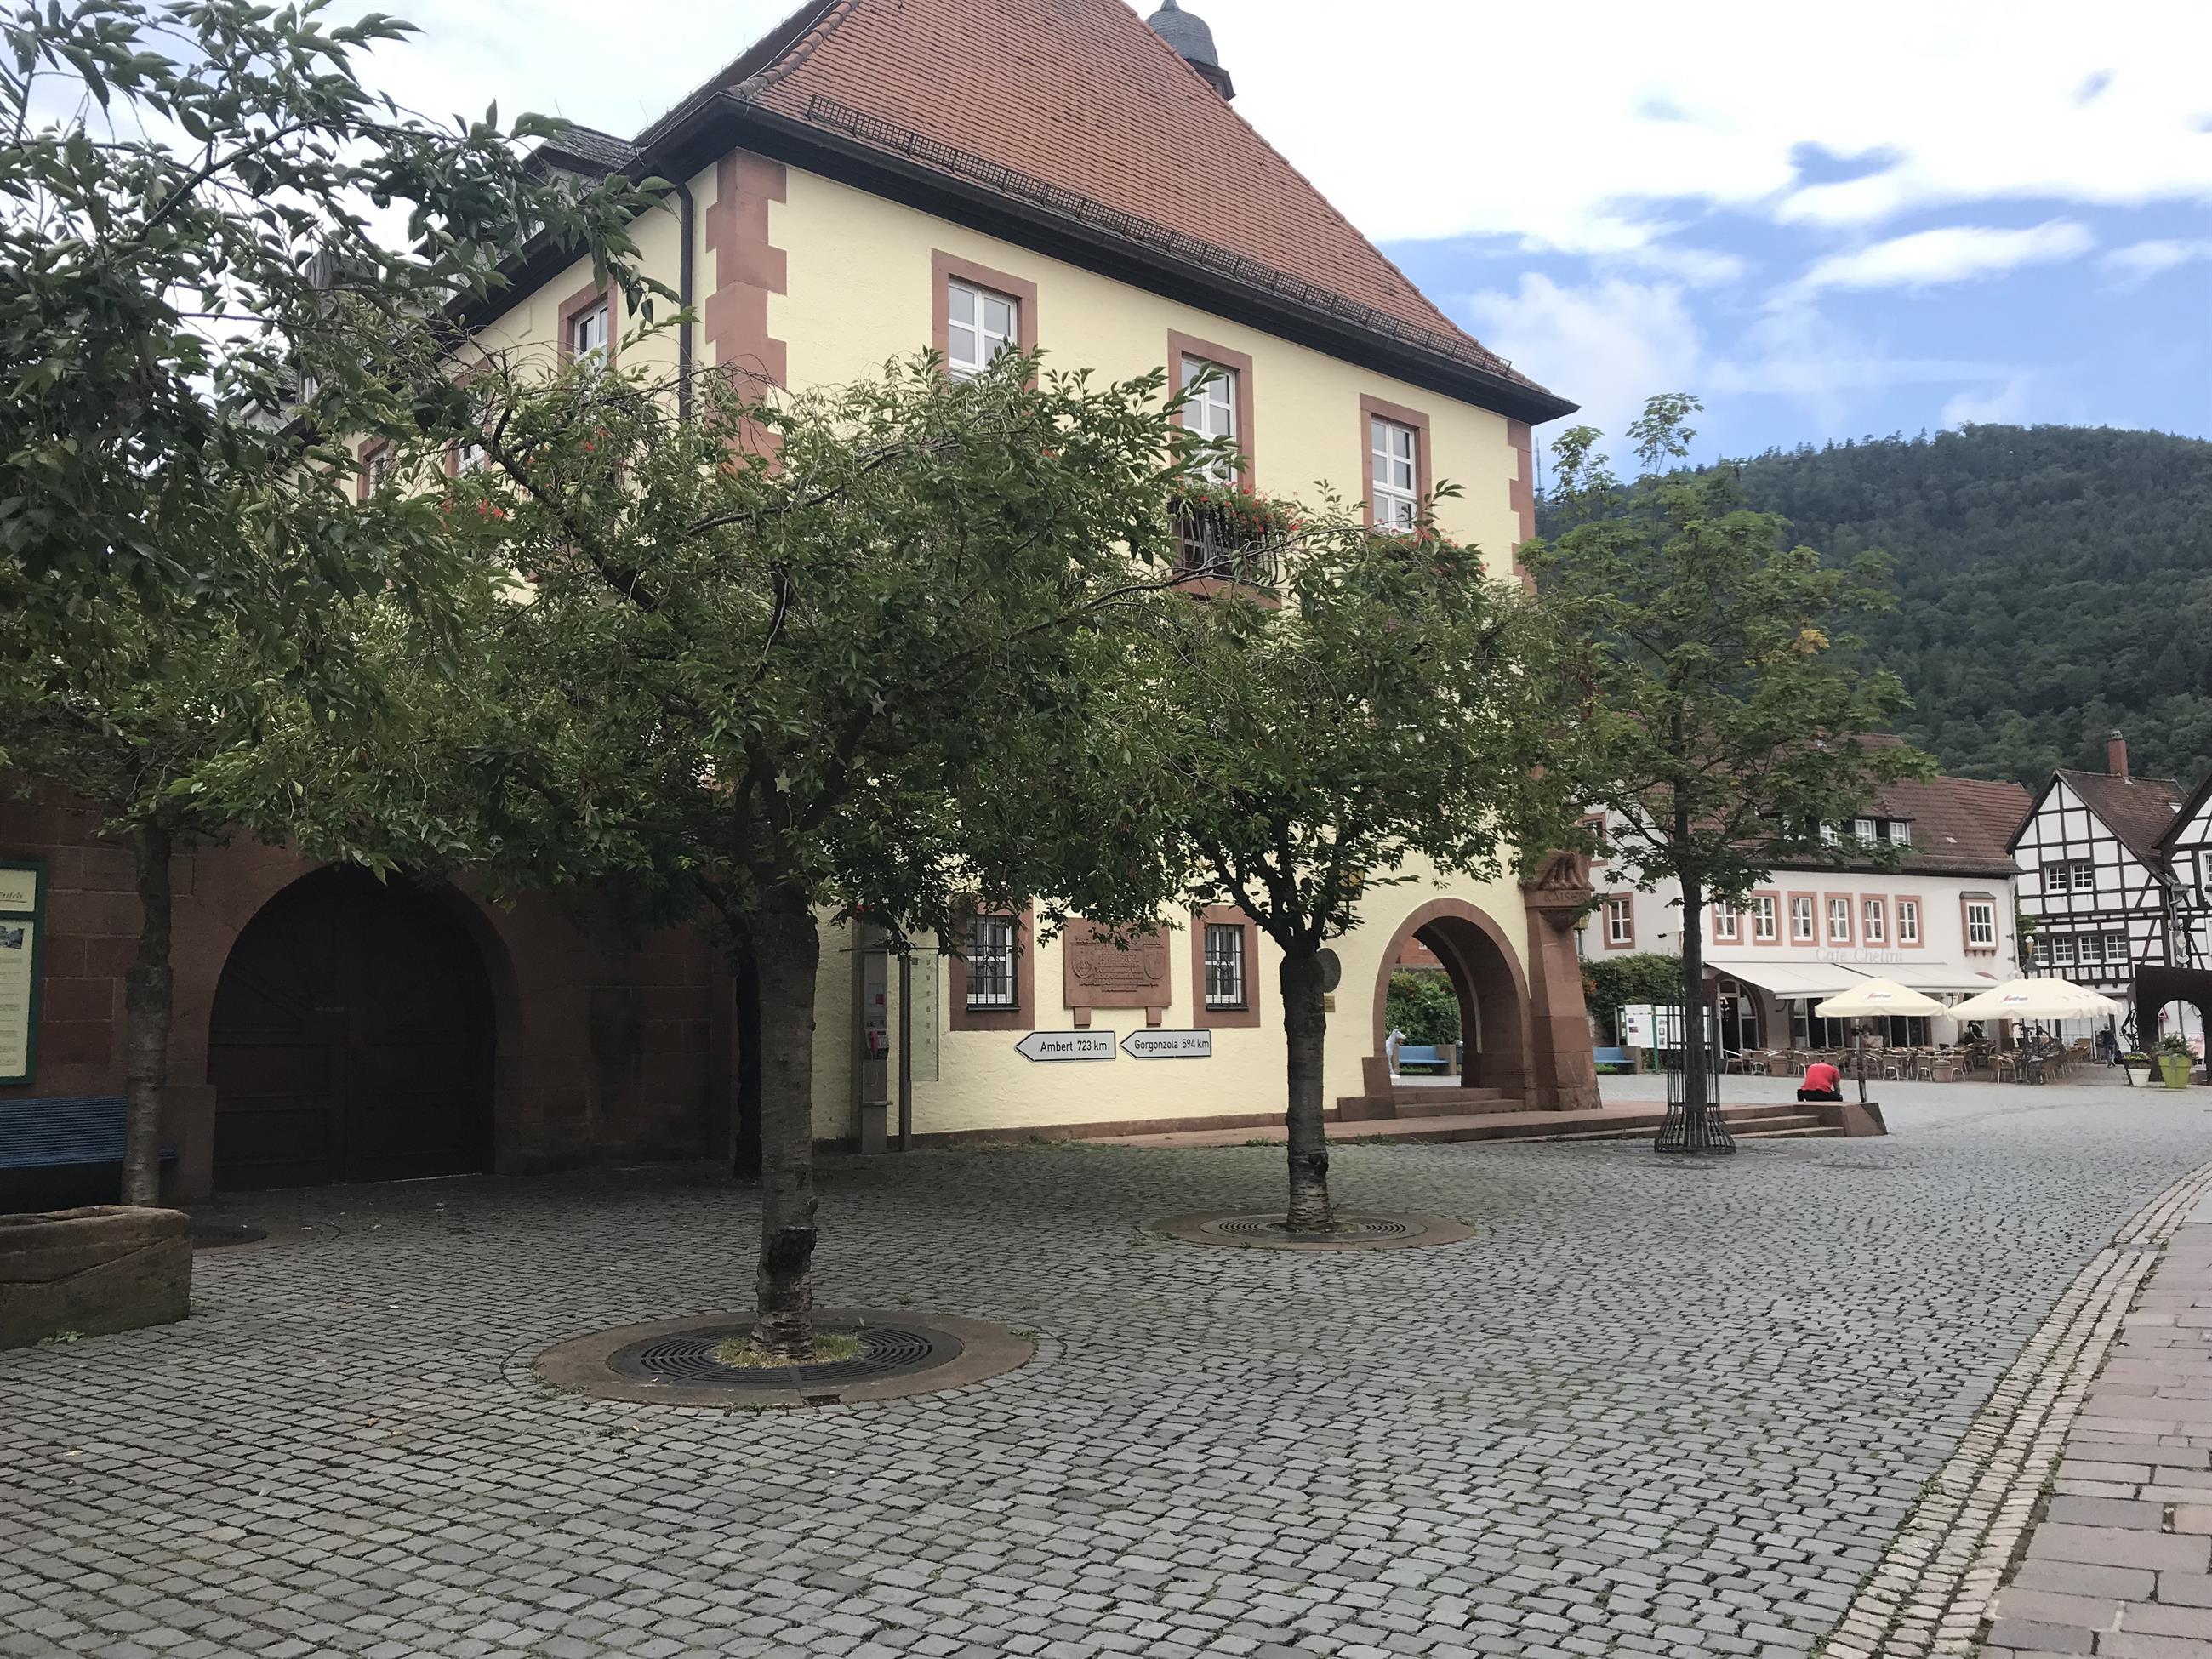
965, 916, 1018, 1010
1204, 922, 1246, 1010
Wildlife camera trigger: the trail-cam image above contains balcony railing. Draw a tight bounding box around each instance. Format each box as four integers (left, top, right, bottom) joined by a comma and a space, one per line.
1173, 498, 1280, 591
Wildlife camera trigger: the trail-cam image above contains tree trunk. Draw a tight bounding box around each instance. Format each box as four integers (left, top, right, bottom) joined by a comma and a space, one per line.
1280, 944, 1331, 1231
120, 822, 174, 1207
749, 892, 821, 1359
1679, 869, 1707, 1117
731, 930, 764, 1182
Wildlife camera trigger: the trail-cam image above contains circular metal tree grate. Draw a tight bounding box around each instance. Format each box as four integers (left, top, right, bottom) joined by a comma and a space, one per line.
1211, 1215, 1414, 1241
609, 1322, 959, 1388
1152, 1211, 1474, 1251
534, 1308, 1034, 1409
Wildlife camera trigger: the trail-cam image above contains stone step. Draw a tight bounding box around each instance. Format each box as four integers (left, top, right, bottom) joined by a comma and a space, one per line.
1389, 1088, 1514, 1116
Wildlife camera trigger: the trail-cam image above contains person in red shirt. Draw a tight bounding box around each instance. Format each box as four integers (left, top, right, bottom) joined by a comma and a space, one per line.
1799, 1060, 1843, 1102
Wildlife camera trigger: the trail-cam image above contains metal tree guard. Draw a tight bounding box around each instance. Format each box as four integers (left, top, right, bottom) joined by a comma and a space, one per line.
1656, 999, 1733, 1155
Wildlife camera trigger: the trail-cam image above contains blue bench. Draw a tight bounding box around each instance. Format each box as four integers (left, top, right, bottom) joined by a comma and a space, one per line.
1593, 1046, 1633, 1072
1395, 1044, 1448, 1073
0, 1097, 174, 1173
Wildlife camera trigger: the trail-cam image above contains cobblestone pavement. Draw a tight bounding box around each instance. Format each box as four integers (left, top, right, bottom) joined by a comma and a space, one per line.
4, 1082, 2211, 1659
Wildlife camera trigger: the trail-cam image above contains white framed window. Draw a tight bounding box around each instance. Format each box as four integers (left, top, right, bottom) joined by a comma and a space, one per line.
1752, 895, 1778, 942
1714, 902, 1739, 942
2032, 934, 2051, 966
1853, 818, 1878, 845
1791, 896, 1815, 941
2070, 860, 2096, 892
1820, 822, 1842, 847
947, 279, 1018, 379
1605, 895, 1633, 945
1965, 898, 1997, 949
1827, 898, 1852, 944
568, 297, 610, 367
1897, 898, 1919, 944
1371, 416, 1418, 529
1888, 820, 1913, 846
1204, 922, 1247, 1010
364, 443, 394, 493
1863, 898, 1886, 944
2078, 934, 2105, 967
2053, 934, 2077, 967
2107, 931, 2131, 966
1181, 356, 1238, 482
964, 916, 1018, 1010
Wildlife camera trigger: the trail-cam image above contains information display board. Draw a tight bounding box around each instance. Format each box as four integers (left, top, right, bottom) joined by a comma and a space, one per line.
0, 861, 43, 1085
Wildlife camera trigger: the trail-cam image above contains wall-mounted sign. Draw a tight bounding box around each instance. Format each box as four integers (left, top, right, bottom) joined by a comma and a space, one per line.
1121, 1029, 1212, 1060
0, 860, 43, 1085
1061, 921, 1169, 1028
1014, 1029, 1117, 1063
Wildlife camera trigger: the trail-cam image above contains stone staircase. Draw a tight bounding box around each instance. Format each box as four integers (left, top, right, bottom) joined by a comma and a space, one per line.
1324, 1092, 1849, 1146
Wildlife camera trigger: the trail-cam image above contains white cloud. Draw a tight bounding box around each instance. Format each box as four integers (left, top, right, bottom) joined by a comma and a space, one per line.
1463, 276, 1704, 441
360, 2, 2212, 267
1941, 375, 2038, 427
1793, 220, 2095, 294
2102, 237, 2212, 283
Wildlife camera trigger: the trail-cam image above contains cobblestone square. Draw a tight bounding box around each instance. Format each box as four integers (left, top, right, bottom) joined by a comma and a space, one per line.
5, 1081, 2210, 1658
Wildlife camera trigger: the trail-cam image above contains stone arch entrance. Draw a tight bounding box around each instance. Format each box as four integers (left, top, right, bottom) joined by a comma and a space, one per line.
1369, 898, 1531, 1100
208, 867, 496, 1190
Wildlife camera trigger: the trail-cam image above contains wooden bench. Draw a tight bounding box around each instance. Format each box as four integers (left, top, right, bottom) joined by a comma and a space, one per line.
1394, 1045, 1448, 1074
0, 1097, 174, 1176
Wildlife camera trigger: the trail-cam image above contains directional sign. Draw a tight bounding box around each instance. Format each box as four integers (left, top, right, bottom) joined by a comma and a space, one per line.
1120, 1029, 1213, 1059
1014, 1029, 1118, 1063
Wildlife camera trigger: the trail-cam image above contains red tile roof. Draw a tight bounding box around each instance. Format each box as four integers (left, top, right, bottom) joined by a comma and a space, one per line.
1871, 775, 2032, 877
2053, 769, 2186, 866
706, 0, 1545, 394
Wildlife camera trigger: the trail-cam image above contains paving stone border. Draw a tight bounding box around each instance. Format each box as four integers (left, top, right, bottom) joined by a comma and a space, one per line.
533, 1306, 1035, 1409
1816, 1154, 2212, 1658
1151, 1209, 1475, 1250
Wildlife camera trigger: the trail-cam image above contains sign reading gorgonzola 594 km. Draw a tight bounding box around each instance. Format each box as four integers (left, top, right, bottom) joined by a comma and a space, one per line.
1120, 1029, 1213, 1059
1013, 1029, 1118, 1063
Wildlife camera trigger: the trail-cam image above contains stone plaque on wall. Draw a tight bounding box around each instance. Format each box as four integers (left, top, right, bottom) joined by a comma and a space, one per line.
1061, 921, 1169, 1028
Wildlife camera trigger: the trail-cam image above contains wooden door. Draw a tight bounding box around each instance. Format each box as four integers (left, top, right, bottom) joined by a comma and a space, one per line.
210, 869, 493, 1190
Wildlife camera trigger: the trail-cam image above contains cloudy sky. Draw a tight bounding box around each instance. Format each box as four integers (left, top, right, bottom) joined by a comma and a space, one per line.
373, 0, 2212, 465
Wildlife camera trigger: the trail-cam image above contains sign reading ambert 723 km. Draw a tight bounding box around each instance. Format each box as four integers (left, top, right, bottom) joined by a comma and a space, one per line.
1014, 1029, 1118, 1063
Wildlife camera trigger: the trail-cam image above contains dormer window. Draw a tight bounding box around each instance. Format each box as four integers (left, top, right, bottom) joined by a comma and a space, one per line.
1853, 818, 1877, 845
1887, 820, 1912, 847
1820, 822, 1842, 847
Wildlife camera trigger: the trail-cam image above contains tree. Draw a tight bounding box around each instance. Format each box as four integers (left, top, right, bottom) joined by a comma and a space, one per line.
1384, 971, 1460, 1047
1132, 499, 1581, 1229
1521, 394, 1932, 1145
405, 349, 1194, 1359
0, 0, 658, 1202
1581, 951, 1681, 1040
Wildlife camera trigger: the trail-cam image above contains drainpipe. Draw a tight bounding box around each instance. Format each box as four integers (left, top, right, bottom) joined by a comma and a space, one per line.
672, 180, 696, 423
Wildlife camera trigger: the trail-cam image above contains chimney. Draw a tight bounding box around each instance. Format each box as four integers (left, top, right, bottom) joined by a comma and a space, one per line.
2108, 730, 2129, 782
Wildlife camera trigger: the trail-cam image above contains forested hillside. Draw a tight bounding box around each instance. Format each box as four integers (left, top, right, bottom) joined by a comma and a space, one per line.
1569, 425, 2212, 789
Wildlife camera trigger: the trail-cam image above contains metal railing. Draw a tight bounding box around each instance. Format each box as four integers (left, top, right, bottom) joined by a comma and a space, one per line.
1174, 500, 1280, 590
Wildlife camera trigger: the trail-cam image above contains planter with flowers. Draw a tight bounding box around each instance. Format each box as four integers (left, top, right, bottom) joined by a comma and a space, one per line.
2159, 1035, 2197, 1089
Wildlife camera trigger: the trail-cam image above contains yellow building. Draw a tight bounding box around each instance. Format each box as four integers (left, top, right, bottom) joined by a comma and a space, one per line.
433, 0, 1602, 1154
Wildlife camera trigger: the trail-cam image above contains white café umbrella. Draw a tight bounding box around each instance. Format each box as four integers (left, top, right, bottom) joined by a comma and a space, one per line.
1812, 978, 1949, 1019
1946, 977, 2128, 1023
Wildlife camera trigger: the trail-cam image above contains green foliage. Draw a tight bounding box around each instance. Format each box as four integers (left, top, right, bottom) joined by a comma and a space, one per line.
1523, 394, 1935, 915
1385, 971, 1461, 1046
1132, 503, 1582, 953
1610, 425, 2212, 788
2161, 1034, 2196, 1058
1581, 952, 1682, 1022
398, 347, 1197, 943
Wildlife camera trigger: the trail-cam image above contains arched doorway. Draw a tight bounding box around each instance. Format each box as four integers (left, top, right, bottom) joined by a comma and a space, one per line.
209, 867, 495, 1190
1371, 898, 1530, 1099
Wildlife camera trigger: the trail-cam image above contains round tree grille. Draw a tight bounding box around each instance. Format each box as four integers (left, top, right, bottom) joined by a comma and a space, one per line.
1211, 1215, 1413, 1240
1153, 1210, 1474, 1251
608, 1321, 962, 1389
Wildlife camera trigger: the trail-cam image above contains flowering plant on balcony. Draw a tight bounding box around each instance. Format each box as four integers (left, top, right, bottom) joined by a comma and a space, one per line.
1172, 479, 1300, 544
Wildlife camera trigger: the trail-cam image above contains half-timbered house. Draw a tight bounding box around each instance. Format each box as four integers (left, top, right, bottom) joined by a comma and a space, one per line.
2010, 733, 2192, 1040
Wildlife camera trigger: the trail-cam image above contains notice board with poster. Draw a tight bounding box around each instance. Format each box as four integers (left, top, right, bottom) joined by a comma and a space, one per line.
0, 861, 41, 1085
